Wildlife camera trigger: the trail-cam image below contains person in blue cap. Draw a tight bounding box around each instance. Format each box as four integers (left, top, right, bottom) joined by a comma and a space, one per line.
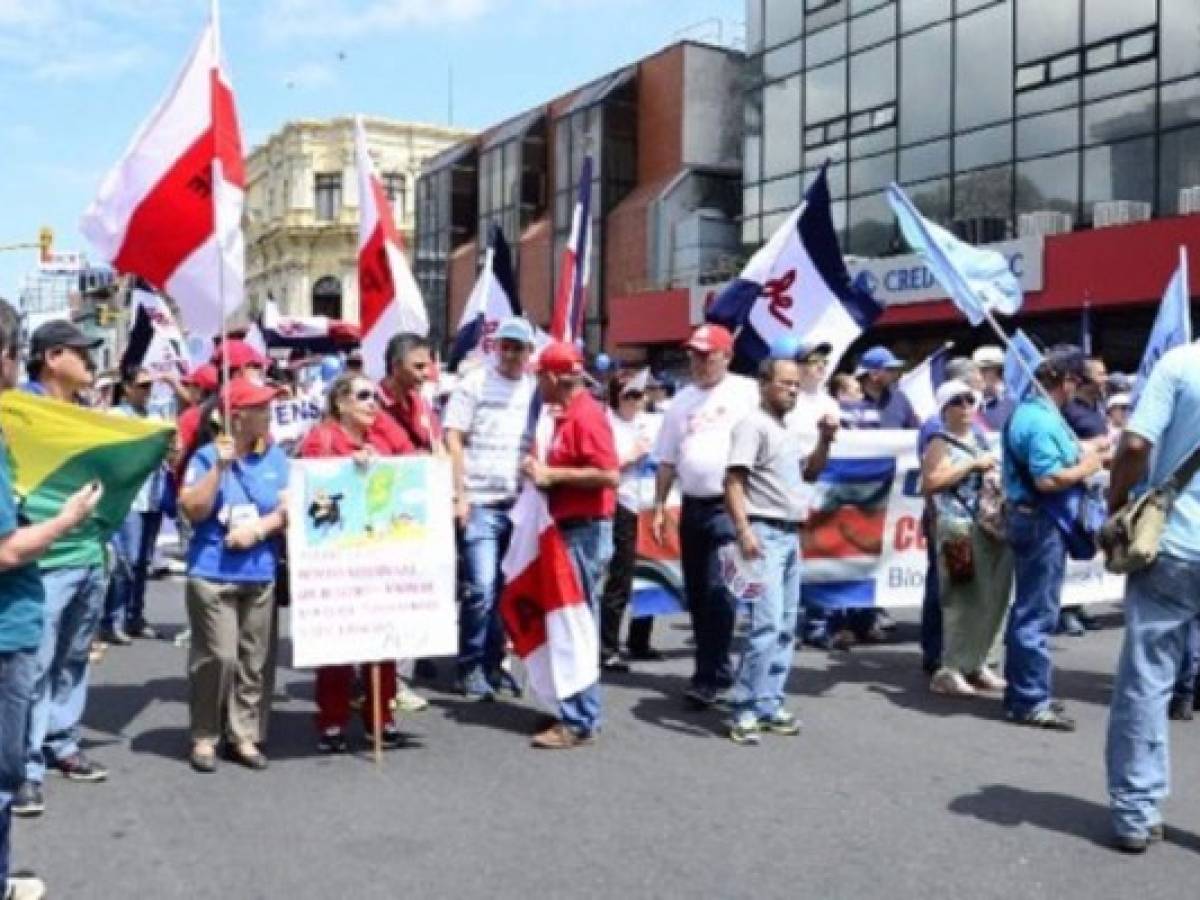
854, 346, 920, 430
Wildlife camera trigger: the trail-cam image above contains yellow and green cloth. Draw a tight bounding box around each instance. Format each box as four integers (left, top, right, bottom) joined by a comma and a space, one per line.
0, 392, 174, 569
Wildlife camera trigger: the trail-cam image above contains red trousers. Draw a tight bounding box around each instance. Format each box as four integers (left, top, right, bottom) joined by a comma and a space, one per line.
314, 662, 396, 732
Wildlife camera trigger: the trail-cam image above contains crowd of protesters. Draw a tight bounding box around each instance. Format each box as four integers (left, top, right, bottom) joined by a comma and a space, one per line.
1, 300, 1199, 897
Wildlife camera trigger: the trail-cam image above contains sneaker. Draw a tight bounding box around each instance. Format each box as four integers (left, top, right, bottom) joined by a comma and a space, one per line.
875, 609, 897, 632
101, 628, 132, 646
459, 670, 495, 702
601, 654, 631, 674
56, 753, 107, 783
172, 627, 192, 648
487, 668, 523, 699
728, 720, 761, 746
10, 782, 43, 818
1077, 608, 1101, 631
5, 872, 47, 900
1168, 695, 1194, 722
317, 727, 348, 754
393, 682, 430, 713
930, 668, 978, 697
1009, 706, 1076, 732
759, 710, 802, 736
1114, 824, 1165, 854
968, 668, 1007, 692
530, 723, 593, 750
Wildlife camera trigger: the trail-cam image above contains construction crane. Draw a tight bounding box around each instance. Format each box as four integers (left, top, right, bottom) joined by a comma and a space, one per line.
0, 228, 53, 260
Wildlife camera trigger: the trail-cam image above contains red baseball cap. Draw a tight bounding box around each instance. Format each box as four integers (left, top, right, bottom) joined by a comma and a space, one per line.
534, 341, 585, 375
221, 377, 282, 411
212, 339, 268, 370
685, 324, 733, 354
184, 363, 220, 392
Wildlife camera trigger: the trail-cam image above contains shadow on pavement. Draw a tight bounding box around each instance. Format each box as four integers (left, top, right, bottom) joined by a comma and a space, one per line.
948, 783, 1200, 853
86, 676, 189, 737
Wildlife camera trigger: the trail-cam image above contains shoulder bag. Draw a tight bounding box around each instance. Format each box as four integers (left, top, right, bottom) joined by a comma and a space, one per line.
1102, 442, 1200, 575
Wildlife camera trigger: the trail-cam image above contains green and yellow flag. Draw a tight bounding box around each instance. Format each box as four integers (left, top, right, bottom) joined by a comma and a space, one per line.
0, 392, 174, 569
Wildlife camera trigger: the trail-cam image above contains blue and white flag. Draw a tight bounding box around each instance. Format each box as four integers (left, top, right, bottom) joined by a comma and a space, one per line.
1134, 248, 1192, 406
887, 182, 1023, 327
708, 167, 883, 375
897, 344, 951, 423
448, 225, 521, 371
1003, 329, 1044, 403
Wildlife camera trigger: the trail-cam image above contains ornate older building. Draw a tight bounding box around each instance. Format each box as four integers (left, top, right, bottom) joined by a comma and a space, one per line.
244, 116, 473, 322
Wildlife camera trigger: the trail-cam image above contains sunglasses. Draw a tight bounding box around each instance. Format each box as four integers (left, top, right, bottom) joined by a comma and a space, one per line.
946, 394, 976, 409
352, 388, 377, 403
621, 390, 644, 400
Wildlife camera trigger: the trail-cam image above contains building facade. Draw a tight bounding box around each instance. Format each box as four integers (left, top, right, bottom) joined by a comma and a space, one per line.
414, 41, 744, 357
244, 117, 472, 323
743, 0, 1200, 368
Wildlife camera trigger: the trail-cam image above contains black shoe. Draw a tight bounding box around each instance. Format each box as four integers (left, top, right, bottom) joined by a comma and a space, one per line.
922, 658, 941, 675
101, 628, 132, 646
1009, 706, 1076, 732
365, 723, 414, 750
317, 728, 348, 754
128, 622, 159, 640
1057, 611, 1086, 637
626, 645, 664, 662
1169, 696, 1194, 721
56, 752, 107, 782
11, 782, 44, 818
601, 654, 631, 673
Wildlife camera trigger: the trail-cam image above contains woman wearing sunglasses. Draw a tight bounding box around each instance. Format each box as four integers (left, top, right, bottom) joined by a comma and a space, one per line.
920, 379, 1012, 698
297, 372, 414, 753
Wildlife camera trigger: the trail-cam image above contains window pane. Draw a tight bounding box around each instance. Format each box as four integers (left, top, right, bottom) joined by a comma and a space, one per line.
1084, 60, 1155, 101
848, 192, 893, 255
1016, 150, 1079, 215
909, 177, 951, 222
850, 126, 897, 155
1016, 79, 1079, 115
1015, 64, 1046, 91
806, 60, 847, 124
763, 75, 803, 178
765, 40, 804, 79
747, 0, 765, 52
955, 164, 1013, 221
1163, 0, 1200, 80
1159, 125, 1200, 214
956, 123, 1012, 170
1017, 107, 1078, 158
850, 3, 895, 49
762, 175, 802, 211
806, 0, 848, 32
955, 2, 1013, 130
806, 141, 849, 169
1015, 0, 1078, 63
900, 139, 949, 181
1161, 77, 1200, 130
1048, 53, 1080, 80
853, 0, 890, 14
900, 24, 952, 143
900, 0, 950, 33
807, 22, 848, 66
744, 185, 761, 218
766, 0, 805, 44
1083, 0, 1153, 43
1083, 89, 1154, 145
850, 44, 896, 111
850, 151, 896, 194
1083, 137, 1154, 211
742, 216, 762, 246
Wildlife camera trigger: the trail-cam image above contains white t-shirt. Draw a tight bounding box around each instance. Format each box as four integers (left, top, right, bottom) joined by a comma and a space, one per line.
654, 374, 759, 498
443, 365, 537, 505
609, 410, 661, 512
786, 388, 841, 455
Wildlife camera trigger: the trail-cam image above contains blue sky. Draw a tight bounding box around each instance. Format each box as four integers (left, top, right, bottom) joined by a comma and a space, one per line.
0, 0, 744, 301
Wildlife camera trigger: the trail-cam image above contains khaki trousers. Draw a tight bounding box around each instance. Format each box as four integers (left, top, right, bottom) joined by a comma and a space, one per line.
936, 520, 1013, 676
185, 578, 276, 745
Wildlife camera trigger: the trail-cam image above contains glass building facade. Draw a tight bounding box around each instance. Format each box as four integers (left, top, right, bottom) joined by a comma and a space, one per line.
744, 0, 1200, 257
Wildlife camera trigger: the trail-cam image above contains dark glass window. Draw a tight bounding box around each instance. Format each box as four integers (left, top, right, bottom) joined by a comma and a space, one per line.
850, 151, 896, 194
1162, 0, 1200, 80
1017, 107, 1079, 158
765, 40, 804, 79
806, 141, 849, 169
1015, 0, 1078, 64
909, 177, 952, 222
764, 75, 803, 177
1160, 78, 1200, 130
767, 0, 806, 45
900, 24, 952, 144
806, 60, 846, 124
900, 139, 949, 181
1083, 0, 1154, 43
382, 172, 406, 219
744, 185, 761, 218
1048, 53, 1081, 80
742, 216, 762, 246
806, 22, 847, 66
851, 44, 896, 111
1083, 89, 1154, 145
745, 90, 764, 183
1016, 150, 1080, 215
850, 3, 895, 50
806, 0, 848, 32
956, 0, 996, 12
956, 124, 1012, 170
311, 276, 342, 320
762, 175, 802, 211
850, 125, 897, 156
848, 191, 894, 255
314, 173, 342, 221
955, 164, 1013, 221
852, 0, 890, 13
900, 0, 951, 33
1084, 60, 1155, 101
955, 2, 1013, 129
747, 0, 765, 52
1016, 79, 1080, 115
1083, 136, 1154, 211
1159, 125, 1200, 214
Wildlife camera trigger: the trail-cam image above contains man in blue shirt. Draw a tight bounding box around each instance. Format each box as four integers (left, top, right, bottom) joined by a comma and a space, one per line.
1105, 341, 1200, 853
1002, 345, 1100, 731
854, 346, 920, 430
0, 301, 102, 899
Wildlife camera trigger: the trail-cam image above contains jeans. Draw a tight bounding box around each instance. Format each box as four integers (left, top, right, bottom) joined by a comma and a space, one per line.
731, 521, 801, 723
104, 510, 163, 632
920, 511, 942, 669
0, 649, 37, 886
679, 496, 737, 692
458, 505, 513, 678
1106, 554, 1200, 839
1172, 616, 1200, 703
26, 565, 107, 783
557, 519, 613, 736
1004, 508, 1066, 718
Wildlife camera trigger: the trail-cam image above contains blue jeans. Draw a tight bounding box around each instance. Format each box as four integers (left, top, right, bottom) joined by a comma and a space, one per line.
1004, 508, 1066, 718
920, 511, 942, 668
458, 505, 513, 678
26, 565, 107, 783
1172, 616, 1200, 702
104, 510, 163, 632
679, 496, 737, 692
1106, 554, 1200, 839
0, 649, 36, 885
556, 519, 612, 735
732, 521, 801, 723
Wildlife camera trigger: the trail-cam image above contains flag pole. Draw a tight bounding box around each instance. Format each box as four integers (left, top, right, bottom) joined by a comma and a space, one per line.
215, 158, 231, 421
370, 663, 383, 767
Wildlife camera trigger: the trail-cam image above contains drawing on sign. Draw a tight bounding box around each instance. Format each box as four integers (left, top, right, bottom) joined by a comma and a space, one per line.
302, 462, 428, 548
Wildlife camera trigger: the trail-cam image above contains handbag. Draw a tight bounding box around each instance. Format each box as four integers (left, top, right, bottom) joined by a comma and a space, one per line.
941, 532, 975, 584
1102, 442, 1200, 574
937, 431, 1008, 542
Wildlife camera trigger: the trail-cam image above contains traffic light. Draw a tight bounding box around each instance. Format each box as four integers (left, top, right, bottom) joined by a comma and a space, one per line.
38, 227, 53, 262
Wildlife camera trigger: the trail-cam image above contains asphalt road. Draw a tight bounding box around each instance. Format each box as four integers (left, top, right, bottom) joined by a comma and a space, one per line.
12, 578, 1200, 900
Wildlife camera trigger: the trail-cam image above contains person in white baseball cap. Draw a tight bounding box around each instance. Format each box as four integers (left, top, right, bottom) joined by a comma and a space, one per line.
971, 346, 1013, 430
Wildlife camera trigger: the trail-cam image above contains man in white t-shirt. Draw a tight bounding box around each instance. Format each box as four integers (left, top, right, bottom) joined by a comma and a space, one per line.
443, 317, 538, 700
652, 325, 759, 708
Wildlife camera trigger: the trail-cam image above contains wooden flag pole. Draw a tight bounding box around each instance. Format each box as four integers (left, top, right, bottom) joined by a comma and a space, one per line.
370, 662, 382, 767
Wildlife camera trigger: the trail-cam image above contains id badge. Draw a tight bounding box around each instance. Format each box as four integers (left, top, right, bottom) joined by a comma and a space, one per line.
225, 503, 259, 530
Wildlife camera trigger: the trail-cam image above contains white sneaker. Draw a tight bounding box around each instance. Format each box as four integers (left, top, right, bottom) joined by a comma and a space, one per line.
6, 872, 47, 900
930, 668, 977, 697
969, 667, 1007, 692
393, 682, 429, 713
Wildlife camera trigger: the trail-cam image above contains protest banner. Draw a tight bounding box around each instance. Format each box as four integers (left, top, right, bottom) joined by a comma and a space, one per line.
631, 429, 1123, 616
287, 455, 457, 668
270, 395, 323, 448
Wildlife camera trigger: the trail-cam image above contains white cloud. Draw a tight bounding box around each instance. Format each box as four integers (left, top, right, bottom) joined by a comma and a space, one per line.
263, 0, 494, 39
32, 46, 148, 83
282, 61, 337, 89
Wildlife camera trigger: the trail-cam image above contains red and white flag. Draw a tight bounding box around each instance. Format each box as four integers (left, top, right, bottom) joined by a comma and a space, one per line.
354, 116, 428, 381
549, 155, 593, 344
499, 484, 599, 704
81, 0, 244, 340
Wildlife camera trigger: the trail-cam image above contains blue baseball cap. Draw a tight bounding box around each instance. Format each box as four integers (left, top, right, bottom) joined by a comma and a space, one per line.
494, 317, 535, 347
855, 346, 905, 374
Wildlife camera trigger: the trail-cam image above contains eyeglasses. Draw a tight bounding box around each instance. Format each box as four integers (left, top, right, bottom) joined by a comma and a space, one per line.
352, 389, 376, 403
621, 391, 644, 400
946, 394, 976, 409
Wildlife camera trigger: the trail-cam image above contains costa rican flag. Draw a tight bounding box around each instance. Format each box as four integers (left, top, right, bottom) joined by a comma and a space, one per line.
499, 484, 599, 704
447, 225, 521, 371
550, 155, 593, 345
260, 299, 361, 352
81, 0, 244, 341
707, 166, 882, 375
354, 116, 429, 380
897, 343, 952, 423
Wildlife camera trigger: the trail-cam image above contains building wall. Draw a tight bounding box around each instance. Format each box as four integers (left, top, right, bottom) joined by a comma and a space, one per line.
446, 239, 479, 330
682, 43, 744, 170
518, 221, 553, 328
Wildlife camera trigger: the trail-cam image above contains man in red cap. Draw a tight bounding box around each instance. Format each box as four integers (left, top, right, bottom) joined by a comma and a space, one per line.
522, 341, 619, 749
651, 323, 759, 710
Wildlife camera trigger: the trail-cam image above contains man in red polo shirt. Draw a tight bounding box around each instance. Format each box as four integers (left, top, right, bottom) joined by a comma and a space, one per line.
521, 341, 619, 749
375, 333, 441, 454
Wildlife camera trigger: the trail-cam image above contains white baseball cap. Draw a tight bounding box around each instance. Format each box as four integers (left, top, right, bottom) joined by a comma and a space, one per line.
971, 346, 1005, 369
935, 379, 977, 412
